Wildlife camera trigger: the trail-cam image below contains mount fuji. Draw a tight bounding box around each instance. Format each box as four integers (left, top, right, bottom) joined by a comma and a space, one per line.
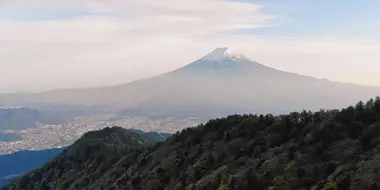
172, 47, 283, 76
1, 48, 379, 117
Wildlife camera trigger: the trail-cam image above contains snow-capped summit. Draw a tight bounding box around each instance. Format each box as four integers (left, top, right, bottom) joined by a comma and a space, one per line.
200, 47, 252, 63
201, 47, 229, 61
172, 47, 269, 75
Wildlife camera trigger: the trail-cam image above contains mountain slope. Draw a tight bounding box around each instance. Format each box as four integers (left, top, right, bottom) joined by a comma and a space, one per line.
1, 48, 379, 117
0, 148, 64, 188
7, 97, 380, 190
4, 127, 154, 190
171, 47, 274, 75
0, 129, 171, 188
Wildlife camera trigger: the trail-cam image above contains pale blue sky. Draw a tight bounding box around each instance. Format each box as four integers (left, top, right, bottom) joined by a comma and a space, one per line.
229, 0, 380, 38
2, 0, 379, 37
0, 0, 380, 92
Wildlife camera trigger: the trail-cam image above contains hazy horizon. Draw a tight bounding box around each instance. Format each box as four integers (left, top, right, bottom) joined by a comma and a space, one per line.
1, 0, 380, 93
1, 47, 380, 95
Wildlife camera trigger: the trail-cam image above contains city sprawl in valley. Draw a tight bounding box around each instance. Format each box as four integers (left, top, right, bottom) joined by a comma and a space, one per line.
0, 115, 200, 155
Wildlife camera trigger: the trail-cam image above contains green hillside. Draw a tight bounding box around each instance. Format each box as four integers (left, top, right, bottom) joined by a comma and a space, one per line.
6, 97, 380, 190
4, 127, 153, 190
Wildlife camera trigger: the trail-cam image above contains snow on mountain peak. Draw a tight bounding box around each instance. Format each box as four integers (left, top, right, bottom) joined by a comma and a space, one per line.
205, 47, 229, 60
200, 47, 251, 63
165, 47, 278, 76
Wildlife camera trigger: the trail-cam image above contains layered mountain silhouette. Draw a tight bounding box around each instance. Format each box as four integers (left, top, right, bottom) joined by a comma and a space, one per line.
1, 48, 379, 117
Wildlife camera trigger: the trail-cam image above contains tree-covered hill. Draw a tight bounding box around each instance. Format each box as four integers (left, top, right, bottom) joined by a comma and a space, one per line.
0, 148, 64, 187
0, 129, 170, 189
4, 127, 153, 190
6, 97, 380, 190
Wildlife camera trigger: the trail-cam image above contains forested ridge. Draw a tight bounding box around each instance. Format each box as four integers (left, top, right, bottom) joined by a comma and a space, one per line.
6, 97, 380, 190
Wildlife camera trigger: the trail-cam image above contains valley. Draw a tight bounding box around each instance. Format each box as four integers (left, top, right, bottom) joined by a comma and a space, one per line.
0, 114, 199, 155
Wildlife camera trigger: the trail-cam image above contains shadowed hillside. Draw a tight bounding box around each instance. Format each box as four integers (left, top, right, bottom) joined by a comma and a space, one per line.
4, 127, 154, 190
0, 129, 171, 188
6, 97, 380, 190
0, 148, 64, 188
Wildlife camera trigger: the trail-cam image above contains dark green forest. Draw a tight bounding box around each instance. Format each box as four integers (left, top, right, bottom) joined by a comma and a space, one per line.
6, 97, 380, 190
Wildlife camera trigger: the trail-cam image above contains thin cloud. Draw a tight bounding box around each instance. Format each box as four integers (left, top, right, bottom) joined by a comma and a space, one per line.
0, 0, 379, 93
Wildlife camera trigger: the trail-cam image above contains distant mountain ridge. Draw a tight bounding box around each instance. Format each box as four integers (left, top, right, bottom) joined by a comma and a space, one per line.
132, 129, 172, 142
0, 47, 379, 118
0, 107, 89, 130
